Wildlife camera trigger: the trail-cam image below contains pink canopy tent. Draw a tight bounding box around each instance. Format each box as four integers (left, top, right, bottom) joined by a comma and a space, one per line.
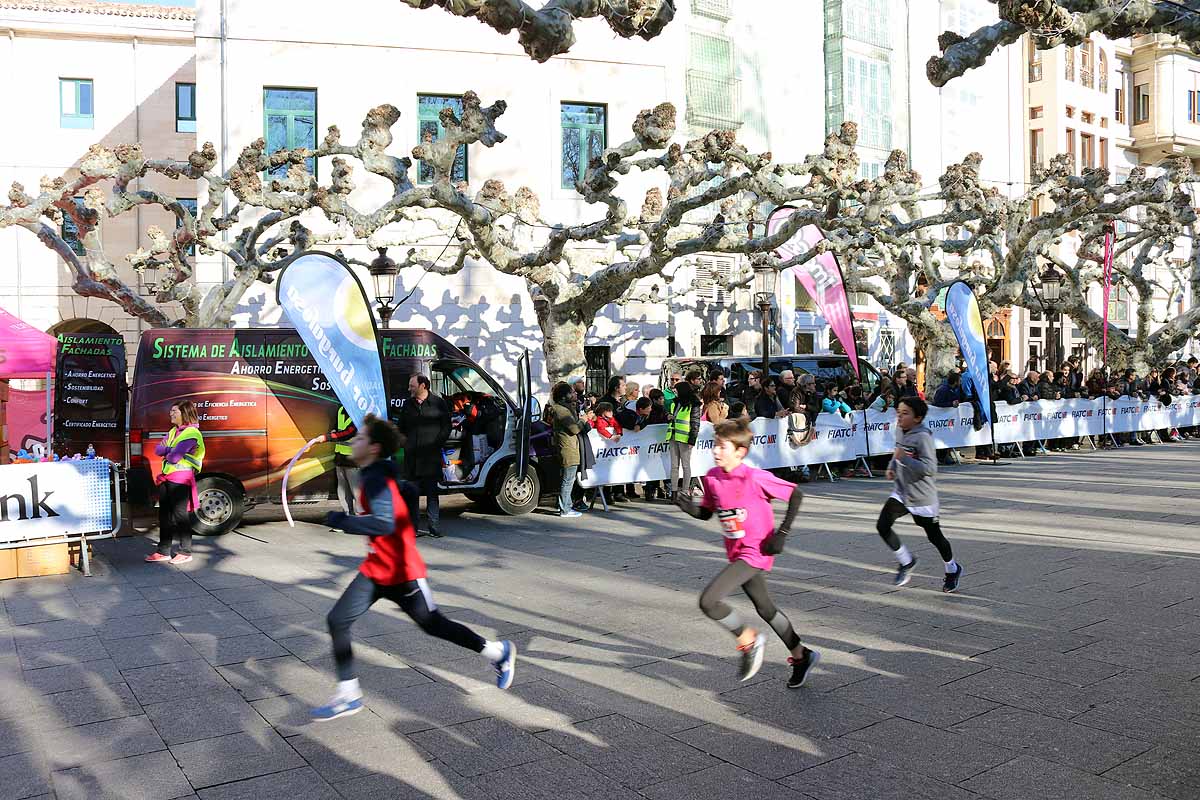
0, 308, 57, 459
0, 308, 57, 378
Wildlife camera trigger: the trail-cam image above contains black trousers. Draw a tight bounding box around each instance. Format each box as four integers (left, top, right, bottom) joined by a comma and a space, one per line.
156, 481, 193, 556
876, 497, 954, 563
327, 572, 484, 681
698, 560, 801, 651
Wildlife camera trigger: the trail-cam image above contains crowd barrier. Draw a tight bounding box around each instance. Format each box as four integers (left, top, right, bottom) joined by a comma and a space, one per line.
578, 396, 1200, 488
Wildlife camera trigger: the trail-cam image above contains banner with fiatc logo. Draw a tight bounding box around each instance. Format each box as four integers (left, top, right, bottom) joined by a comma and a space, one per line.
276, 252, 388, 427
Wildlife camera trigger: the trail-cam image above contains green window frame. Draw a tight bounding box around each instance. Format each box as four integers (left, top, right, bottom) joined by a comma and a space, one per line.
263, 88, 317, 178
417, 95, 468, 184
176, 198, 198, 256
61, 198, 87, 256
561, 102, 606, 190
176, 83, 196, 133
60, 78, 94, 129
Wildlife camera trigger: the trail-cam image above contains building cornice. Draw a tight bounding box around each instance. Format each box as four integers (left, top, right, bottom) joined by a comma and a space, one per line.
0, 0, 193, 20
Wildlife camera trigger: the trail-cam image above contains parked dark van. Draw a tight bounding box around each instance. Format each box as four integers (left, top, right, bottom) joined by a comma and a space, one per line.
128, 328, 547, 534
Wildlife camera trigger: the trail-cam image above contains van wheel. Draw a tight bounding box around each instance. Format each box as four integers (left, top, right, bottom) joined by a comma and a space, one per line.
192, 476, 244, 536
493, 463, 539, 516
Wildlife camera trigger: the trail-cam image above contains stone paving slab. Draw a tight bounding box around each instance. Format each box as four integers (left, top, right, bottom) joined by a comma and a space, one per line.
1, 442, 1198, 798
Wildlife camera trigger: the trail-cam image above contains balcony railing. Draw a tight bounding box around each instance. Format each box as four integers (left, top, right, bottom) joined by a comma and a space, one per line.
1081, 67, 1094, 88
1029, 62, 1043, 82
1099, 73, 1108, 93
686, 69, 743, 129
691, 0, 731, 21
1065, 60, 1075, 81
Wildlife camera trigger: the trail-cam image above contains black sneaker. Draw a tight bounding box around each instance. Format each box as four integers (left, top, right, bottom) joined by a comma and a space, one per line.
943, 563, 963, 593
737, 632, 767, 681
787, 647, 821, 689
894, 557, 917, 587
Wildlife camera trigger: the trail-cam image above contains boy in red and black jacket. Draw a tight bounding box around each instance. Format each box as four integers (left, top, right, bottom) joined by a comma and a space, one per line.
312, 415, 517, 722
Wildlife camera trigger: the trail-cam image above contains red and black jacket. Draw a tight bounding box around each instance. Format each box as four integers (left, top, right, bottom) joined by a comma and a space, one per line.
334, 459, 427, 585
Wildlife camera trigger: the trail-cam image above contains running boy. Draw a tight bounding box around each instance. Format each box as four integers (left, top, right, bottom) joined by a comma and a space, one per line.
879, 396, 963, 592
313, 415, 517, 721
675, 418, 819, 688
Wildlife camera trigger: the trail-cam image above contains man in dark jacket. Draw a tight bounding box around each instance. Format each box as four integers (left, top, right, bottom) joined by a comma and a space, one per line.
931, 372, 963, 408
396, 374, 451, 537
754, 377, 788, 420
1016, 371, 1041, 402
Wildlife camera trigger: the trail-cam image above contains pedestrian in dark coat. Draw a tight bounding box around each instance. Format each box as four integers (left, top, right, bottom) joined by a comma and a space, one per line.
396, 374, 451, 537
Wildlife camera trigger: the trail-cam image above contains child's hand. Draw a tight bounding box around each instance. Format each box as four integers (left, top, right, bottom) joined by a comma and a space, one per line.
761, 527, 788, 555
886, 468, 896, 480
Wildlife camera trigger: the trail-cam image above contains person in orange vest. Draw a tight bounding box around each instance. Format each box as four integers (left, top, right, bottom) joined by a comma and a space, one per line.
312, 415, 516, 721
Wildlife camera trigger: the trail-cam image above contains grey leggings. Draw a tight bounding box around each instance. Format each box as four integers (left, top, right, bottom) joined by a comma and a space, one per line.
668, 440, 693, 493
698, 560, 801, 650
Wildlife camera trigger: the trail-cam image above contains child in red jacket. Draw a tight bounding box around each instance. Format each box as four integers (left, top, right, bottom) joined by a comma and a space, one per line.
593, 401, 624, 440
312, 415, 516, 721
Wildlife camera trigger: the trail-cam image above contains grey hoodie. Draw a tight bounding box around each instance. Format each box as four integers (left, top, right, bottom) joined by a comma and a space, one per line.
889, 422, 938, 512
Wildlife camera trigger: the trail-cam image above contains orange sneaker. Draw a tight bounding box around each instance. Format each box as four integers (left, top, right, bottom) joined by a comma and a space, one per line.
144, 552, 170, 563
169, 553, 193, 565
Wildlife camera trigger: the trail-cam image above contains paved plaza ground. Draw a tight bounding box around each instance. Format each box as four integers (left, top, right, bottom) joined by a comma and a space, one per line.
1, 442, 1198, 799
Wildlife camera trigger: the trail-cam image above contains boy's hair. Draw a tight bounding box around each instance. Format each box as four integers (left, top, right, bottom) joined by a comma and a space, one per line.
362, 414, 401, 455
173, 401, 200, 427
635, 397, 652, 410
594, 401, 614, 415
685, 369, 703, 383
649, 388, 665, 403
713, 418, 753, 451
898, 397, 928, 419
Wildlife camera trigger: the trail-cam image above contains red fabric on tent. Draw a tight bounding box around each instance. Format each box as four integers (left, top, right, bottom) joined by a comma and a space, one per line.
0, 308, 56, 378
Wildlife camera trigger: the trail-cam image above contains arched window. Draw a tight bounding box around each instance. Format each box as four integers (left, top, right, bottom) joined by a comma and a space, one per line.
1098, 49, 1109, 93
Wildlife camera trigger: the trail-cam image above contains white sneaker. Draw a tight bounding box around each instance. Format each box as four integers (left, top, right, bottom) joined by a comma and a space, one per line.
560, 510, 583, 518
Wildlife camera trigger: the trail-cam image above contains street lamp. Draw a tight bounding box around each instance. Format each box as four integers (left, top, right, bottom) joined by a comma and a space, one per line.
1032, 264, 1063, 369
754, 266, 777, 378
369, 247, 399, 328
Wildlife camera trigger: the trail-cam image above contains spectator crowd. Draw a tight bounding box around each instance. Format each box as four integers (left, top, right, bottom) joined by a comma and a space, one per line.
541, 355, 1200, 517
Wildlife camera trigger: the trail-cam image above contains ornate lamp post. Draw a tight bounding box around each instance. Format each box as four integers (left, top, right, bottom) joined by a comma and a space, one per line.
368, 247, 399, 328
754, 265, 777, 379
1036, 264, 1063, 368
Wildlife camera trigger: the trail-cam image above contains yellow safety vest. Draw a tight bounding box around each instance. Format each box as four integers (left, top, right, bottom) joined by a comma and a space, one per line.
334, 408, 353, 456
668, 404, 692, 443
161, 426, 205, 475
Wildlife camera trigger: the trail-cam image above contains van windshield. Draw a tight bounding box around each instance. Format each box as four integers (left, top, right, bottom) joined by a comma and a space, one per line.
431, 361, 501, 398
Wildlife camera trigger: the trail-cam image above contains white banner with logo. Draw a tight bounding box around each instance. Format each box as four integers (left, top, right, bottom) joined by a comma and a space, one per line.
0, 460, 113, 544
577, 396, 1200, 487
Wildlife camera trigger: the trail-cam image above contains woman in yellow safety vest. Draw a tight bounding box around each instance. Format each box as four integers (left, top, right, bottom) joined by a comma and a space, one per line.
145, 401, 205, 564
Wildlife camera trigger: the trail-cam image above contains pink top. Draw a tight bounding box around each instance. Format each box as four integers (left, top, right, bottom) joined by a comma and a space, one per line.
700, 463, 796, 571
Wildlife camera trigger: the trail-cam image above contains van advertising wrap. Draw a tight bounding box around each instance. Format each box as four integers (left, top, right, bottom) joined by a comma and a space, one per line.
53, 332, 127, 462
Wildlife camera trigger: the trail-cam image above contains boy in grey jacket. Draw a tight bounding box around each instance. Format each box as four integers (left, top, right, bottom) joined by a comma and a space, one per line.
879, 397, 963, 593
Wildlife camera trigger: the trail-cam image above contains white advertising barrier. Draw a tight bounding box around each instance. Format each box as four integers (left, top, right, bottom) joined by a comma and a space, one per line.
577, 397, 1200, 487
866, 403, 991, 453
579, 413, 868, 488
0, 459, 114, 545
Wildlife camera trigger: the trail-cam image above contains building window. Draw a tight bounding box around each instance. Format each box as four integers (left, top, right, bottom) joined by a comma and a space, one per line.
1030, 196, 1042, 217
1065, 46, 1075, 82
1080, 133, 1095, 169
417, 94, 468, 184
59, 78, 94, 129
686, 31, 741, 129
1080, 39, 1094, 88
841, 0, 889, 47
1027, 36, 1042, 82
175, 83, 196, 133
1189, 89, 1200, 123
693, 255, 734, 305
1114, 79, 1125, 124
1081, 111, 1094, 124
1065, 105, 1075, 118
700, 335, 732, 357
1134, 79, 1150, 123
560, 102, 605, 190
1065, 128, 1076, 172
263, 88, 317, 178
176, 198, 198, 257
1100, 138, 1108, 169
1098, 49, 1108, 93
691, 0, 731, 21
1101, 116, 1108, 128
1108, 284, 1129, 323
60, 197, 87, 256
583, 346, 610, 398
1030, 106, 1043, 119
1029, 128, 1043, 172
844, 53, 893, 150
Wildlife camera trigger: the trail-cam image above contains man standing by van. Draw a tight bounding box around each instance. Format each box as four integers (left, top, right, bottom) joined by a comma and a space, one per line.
397, 374, 451, 538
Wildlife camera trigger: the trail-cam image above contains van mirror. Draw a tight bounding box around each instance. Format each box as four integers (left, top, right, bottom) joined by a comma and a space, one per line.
528, 396, 542, 421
